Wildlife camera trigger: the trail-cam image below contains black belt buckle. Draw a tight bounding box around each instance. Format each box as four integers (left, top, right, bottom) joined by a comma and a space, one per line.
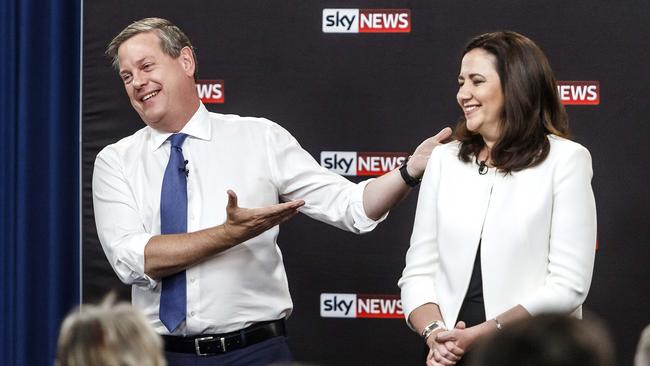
194, 336, 225, 356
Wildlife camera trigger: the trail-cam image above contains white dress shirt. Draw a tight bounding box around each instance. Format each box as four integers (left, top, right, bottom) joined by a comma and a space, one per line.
93, 103, 384, 335
399, 136, 596, 328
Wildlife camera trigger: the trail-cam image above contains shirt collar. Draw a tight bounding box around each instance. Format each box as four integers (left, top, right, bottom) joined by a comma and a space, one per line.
149, 102, 212, 151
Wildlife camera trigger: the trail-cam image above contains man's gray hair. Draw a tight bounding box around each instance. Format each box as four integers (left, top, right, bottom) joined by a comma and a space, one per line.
106, 17, 198, 80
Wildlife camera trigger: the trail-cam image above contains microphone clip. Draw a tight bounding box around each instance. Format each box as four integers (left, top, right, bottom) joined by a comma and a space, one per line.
478, 160, 488, 175
179, 160, 189, 177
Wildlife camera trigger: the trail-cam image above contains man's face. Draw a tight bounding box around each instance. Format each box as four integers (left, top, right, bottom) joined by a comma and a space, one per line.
117, 32, 196, 132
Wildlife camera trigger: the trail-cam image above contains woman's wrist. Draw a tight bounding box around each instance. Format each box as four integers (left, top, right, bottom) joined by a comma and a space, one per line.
422, 320, 447, 341
493, 317, 503, 331
425, 328, 446, 348
474, 319, 498, 339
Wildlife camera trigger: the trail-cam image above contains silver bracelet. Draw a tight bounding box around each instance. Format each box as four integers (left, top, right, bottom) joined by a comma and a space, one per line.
422, 320, 447, 340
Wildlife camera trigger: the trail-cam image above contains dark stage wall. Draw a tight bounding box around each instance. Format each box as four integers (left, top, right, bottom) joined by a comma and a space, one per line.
82, 1, 650, 364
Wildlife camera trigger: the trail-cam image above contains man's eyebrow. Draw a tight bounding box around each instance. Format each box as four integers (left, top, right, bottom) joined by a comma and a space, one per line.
119, 57, 151, 73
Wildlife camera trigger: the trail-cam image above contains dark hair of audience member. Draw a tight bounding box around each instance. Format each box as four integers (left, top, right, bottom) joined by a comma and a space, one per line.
467, 313, 615, 366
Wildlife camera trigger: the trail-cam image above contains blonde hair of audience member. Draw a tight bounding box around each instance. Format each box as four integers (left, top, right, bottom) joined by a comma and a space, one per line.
56, 294, 166, 366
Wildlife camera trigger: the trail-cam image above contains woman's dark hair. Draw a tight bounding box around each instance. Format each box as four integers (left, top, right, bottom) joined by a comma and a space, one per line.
455, 31, 569, 173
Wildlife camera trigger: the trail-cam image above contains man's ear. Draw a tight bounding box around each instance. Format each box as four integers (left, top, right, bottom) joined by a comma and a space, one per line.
179, 47, 195, 77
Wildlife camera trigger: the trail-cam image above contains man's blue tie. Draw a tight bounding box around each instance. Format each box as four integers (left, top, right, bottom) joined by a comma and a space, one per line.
159, 133, 189, 332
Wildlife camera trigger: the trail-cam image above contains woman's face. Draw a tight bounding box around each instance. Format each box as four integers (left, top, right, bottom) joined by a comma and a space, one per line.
456, 48, 505, 144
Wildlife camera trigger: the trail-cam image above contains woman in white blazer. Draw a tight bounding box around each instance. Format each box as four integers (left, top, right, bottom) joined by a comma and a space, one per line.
398, 31, 597, 366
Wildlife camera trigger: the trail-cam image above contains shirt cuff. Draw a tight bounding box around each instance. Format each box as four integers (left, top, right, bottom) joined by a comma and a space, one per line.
351, 179, 389, 233
111, 232, 159, 289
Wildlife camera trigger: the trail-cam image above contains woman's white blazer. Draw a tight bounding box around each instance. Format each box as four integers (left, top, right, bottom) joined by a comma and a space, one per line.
399, 136, 597, 328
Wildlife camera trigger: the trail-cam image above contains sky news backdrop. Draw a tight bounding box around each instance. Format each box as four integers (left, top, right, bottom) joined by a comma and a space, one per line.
82, 1, 649, 364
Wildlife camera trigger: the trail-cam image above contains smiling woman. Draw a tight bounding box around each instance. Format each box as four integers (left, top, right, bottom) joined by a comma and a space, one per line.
456, 48, 505, 148
399, 31, 596, 366
454, 31, 570, 173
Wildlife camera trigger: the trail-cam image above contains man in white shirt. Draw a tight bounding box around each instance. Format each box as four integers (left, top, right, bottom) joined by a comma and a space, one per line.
94, 17, 450, 365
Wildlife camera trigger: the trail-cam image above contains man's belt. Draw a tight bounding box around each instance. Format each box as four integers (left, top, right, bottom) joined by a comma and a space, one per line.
162, 319, 286, 356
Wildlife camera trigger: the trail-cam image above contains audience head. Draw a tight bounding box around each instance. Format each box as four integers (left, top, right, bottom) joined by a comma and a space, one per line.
56, 294, 166, 366
467, 313, 615, 366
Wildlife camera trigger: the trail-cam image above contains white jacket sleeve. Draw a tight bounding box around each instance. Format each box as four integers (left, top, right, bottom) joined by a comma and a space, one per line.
520, 144, 597, 315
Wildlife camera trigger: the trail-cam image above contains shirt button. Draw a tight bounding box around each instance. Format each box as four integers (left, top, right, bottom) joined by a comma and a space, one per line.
190, 278, 196, 284
189, 311, 196, 317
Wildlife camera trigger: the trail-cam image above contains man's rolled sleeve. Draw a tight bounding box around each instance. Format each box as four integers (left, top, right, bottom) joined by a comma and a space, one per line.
93, 148, 158, 289
102, 232, 157, 289
265, 122, 387, 234
347, 179, 388, 233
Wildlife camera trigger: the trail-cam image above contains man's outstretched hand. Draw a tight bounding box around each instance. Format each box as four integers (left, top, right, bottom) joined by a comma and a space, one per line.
220, 190, 305, 245
407, 127, 453, 178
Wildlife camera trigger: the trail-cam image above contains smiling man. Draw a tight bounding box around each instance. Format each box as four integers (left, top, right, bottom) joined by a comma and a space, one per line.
93, 17, 450, 365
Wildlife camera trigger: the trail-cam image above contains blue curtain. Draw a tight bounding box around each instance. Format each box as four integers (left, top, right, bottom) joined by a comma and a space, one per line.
1, 0, 80, 364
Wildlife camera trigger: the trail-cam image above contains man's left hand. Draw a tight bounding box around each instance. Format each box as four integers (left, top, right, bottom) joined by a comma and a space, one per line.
407, 127, 453, 178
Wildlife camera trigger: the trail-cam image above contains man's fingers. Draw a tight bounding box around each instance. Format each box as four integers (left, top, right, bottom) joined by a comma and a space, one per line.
249, 201, 304, 231
434, 127, 453, 143
282, 199, 305, 210
269, 207, 302, 227
226, 190, 238, 210
455, 321, 466, 329
256, 200, 305, 220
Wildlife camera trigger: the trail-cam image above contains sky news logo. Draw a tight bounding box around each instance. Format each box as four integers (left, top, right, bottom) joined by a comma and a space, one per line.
196, 79, 224, 104
322, 9, 411, 33
320, 293, 404, 319
557, 81, 599, 105
321, 151, 407, 176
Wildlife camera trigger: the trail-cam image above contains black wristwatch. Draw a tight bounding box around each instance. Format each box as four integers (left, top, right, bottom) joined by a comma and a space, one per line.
399, 156, 421, 187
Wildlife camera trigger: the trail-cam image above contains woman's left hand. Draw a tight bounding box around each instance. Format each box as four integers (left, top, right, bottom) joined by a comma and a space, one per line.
435, 321, 482, 351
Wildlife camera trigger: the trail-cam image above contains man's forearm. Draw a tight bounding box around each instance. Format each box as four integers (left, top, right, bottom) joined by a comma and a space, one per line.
362, 169, 412, 220
144, 190, 305, 279
362, 127, 452, 221
144, 225, 236, 279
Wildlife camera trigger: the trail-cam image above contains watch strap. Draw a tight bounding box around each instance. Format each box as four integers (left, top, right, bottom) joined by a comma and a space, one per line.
399, 156, 421, 187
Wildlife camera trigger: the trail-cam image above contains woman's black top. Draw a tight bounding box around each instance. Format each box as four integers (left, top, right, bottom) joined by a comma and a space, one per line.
421, 242, 487, 365
457, 242, 486, 328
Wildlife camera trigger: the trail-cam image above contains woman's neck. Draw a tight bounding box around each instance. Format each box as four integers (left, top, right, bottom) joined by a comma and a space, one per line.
480, 135, 497, 166
478, 145, 493, 166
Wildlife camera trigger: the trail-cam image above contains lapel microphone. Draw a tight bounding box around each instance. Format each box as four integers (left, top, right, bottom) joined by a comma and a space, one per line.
478, 160, 488, 175
179, 159, 189, 177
